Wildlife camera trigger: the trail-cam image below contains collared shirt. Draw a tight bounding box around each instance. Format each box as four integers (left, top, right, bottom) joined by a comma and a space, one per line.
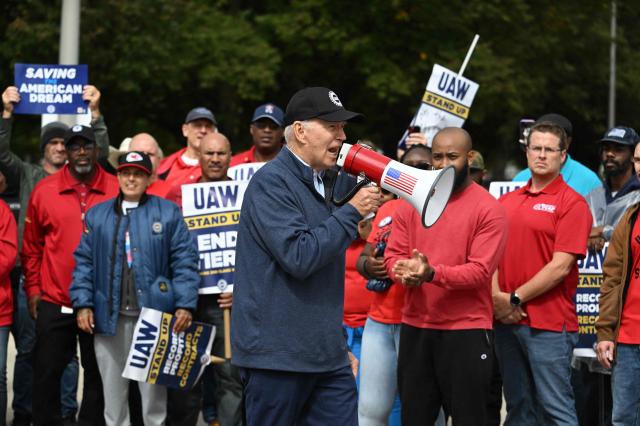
498, 175, 592, 332
287, 147, 325, 197
157, 147, 202, 188
512, 155, 602, 197
21, 165, 119, 307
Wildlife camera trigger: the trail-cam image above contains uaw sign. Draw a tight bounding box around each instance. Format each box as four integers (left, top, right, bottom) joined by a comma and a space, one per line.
227, 162, 264, 182
491, 182, 601, 358
182, 181, 248, 294
123, 308, 215, 390
14, 64, 88, 115
404, 64, 479, 147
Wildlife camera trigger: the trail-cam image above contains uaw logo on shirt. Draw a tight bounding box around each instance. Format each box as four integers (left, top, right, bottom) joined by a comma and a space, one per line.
328, 91, 342, 107
533, 203, 556, 213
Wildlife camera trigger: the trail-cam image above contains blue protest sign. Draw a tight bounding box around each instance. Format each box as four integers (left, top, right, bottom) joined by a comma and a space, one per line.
123, 308, 215, 390
13, 63, 88, 115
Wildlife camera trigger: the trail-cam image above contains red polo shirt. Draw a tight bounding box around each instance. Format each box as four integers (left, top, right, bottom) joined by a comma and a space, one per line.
498, 175, 592, 332
158, 147, 202, 187
367, 199, 405, 325
617, 218, 640, 343
230, 146, 258, 167
21, 165, 118, 307
146, 178, 174, 199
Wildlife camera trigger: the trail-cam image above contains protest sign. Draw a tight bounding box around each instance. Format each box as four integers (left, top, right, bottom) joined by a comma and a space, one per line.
490, 182, 600, 358
227, 162, 264, 182
400, 64, 479, 148
182, 181, 248, 294
123, 308, 215, 390
14, 64, 88, 115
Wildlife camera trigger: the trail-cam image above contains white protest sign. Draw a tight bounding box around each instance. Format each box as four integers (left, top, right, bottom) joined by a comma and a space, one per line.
488, 181, 527, 199
227, 162, 264, 182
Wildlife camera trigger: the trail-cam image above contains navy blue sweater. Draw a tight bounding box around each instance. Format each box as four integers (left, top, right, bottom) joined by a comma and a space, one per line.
231, 147, 362, 372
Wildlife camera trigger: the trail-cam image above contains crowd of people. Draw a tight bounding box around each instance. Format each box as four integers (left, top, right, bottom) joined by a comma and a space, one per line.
0, 80, 638, 426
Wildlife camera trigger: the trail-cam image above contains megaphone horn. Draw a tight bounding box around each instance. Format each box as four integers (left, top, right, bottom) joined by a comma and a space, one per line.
336, 143, 455, 228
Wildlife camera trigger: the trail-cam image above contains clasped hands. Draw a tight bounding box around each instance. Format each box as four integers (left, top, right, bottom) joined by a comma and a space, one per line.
392, 249, 434, 287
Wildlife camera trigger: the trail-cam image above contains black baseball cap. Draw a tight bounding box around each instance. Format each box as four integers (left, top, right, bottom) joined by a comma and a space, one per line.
283, 87, 363, 126
117, 151, 152, 175
185, 107, 217, 125
64, 125, 96, 146
599, 126, 640, 146
535, 113, 572, 137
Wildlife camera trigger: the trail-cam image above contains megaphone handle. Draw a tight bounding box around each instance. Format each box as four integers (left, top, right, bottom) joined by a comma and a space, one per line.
333, 176, 371, 206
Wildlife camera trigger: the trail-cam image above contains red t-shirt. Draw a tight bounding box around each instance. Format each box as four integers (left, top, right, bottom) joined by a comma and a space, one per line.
385, 183, 508, 330
367, 199, 405, 324
498, 175, 592, 332
343, 238, 372, 328
146, 179, 174, 199
158, 148, 202, 187
617, 217, 640, 343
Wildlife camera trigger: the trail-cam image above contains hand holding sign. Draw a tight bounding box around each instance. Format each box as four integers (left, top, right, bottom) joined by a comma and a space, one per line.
172, 308, 193, 333
2, 86, 20, 118
82, 85, 101, 120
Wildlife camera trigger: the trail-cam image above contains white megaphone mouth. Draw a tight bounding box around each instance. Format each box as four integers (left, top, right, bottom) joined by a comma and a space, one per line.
421, 165, 455, 227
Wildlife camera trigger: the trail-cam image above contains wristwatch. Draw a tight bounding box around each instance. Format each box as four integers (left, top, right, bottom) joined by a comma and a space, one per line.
510, 291, 522, 307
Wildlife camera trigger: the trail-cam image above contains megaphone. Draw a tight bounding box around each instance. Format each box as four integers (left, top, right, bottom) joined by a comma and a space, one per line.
335, 143, 455, 227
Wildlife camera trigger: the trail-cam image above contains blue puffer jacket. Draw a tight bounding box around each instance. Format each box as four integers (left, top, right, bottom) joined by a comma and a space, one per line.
70, 193, 199, 336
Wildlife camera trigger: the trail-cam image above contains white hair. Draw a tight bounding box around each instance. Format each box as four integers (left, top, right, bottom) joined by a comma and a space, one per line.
283, 120, 311, 144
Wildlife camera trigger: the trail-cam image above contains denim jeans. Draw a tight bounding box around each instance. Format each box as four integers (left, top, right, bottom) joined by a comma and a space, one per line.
0, 325, 10, 425
611, 343, 640, 425
495, 324, 578, 426
357, 318, 402, 426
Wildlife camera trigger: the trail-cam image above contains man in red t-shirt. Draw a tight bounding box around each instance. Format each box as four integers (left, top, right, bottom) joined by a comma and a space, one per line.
596, 141, 640, 422
230, 103, 284, 166
128, 133, 173, 198
158, 107, 217, 187
386, 128, 508, 425
493, 121, 592, 425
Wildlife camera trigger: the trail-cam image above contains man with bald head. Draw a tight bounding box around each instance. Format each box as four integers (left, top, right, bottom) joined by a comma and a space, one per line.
128, 133, 173, 198
166, 131, 243, 426
385, 127, 508, 424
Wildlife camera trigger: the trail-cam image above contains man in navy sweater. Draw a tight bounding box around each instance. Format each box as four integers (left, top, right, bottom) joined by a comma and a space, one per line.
232, 87, 382, 425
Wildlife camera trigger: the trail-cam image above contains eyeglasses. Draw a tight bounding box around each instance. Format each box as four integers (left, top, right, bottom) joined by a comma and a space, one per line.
526, 145, 564, 155
66, 141, 96, 152
252, 121, 281, 130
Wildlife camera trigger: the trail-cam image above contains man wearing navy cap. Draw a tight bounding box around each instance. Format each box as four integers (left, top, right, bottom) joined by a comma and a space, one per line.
230, 103, 285, 166
232, 87, 382, 425
158, 107, 217, 187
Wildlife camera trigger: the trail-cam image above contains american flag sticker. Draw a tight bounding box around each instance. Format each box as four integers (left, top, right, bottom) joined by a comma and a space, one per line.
383, 167, 417, 195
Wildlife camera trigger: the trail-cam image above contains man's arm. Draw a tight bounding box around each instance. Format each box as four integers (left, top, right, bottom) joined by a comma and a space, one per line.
70, 211, 98, 334
0, 86, 26, 183
84, 85, 110, 160
21, 190, 45, 319
512, 252, 577, 303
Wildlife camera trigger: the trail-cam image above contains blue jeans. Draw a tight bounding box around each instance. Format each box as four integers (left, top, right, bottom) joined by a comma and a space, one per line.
358, 318, 402, 426
612, 344, 640, 425
495, 324, 578, 426
0, 325, 9, 425
10, 278, 78, 419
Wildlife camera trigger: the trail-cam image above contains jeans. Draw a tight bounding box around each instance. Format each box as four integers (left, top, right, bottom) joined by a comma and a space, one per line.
495, 324, 578, 426
10, 273, 79, 420
0, 325, 10, 425
611, 344, 640, 425
358, 318, 401, 426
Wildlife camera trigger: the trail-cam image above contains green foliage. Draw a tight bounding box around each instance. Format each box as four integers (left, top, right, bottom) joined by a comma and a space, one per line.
1, 0, 638, 176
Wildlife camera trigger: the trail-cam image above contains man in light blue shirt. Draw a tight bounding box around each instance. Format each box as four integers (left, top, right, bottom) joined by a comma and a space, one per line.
512, 113, 601, 197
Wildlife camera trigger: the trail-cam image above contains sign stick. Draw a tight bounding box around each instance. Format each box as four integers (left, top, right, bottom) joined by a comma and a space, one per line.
458, 34, 480, 77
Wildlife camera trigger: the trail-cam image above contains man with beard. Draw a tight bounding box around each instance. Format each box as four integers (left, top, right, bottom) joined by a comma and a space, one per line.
22, 125, 118, 425
385, 127, 508, 425
493, 122, 592, 425
230, 103, 284, 166
586, 126, 640, 252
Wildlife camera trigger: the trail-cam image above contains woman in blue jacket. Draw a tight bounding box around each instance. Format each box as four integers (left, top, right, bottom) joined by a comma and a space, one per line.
70, 151, 199, 426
